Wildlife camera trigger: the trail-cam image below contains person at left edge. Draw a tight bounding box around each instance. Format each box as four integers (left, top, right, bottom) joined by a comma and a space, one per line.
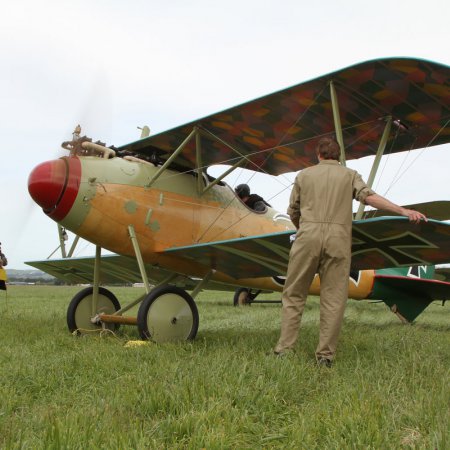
0, 242, 8, 291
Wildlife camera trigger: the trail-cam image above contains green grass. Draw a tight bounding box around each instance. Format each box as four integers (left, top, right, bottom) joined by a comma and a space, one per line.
0, 286, 448, 449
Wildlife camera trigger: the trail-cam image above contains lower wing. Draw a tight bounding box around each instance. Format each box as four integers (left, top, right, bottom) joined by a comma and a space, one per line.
165, 218, 450, 279
27, 218, 450, 284
26, 254, 235, 291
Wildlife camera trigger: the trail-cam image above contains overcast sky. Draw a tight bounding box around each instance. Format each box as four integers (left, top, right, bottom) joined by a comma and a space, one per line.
1, 0, 449, 269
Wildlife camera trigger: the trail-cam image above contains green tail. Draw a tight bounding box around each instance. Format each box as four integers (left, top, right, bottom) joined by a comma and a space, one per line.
371, 266, 442, 322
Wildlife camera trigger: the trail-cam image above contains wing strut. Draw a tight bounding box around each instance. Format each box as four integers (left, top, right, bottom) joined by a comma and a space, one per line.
146, 127, 198, 187
144, 125, 251, 195
67, 235, 80, 257
92, 245, 101, 316
195, 128, 204, 194
355, 116, 392, 219
201, 128, 268, 176
329, 81, 346, 167
329, 80, 395, 220
191, 269, 215, 299
47, 224, 69, 259
201, 157, 246, 195
128, 225, 152, 293
47, 225, 81, 259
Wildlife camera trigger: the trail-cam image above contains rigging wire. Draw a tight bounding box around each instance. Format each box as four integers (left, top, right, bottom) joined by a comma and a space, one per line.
139, 110, 384, 245
122, 90, 449, 244
204, 118, 388, 241
60, 113, 445, 248
362, 125, 402, 219
73, 239, 94, 258
362, 117, 449, 219
382, 118, 450, 195
137, 116, 383, 188
143, 114, 391, 243
196, 84, 330, 241
233, 83, 329, 188
379, 136, 417, 198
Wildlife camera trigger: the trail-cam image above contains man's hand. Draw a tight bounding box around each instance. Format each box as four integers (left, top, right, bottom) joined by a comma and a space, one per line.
401, 208, 427, 224
365, 194, 427, 224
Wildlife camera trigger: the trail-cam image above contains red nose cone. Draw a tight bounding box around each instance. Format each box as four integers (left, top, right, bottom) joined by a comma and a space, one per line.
28, 159, 67, 211
28, 157, 81, 221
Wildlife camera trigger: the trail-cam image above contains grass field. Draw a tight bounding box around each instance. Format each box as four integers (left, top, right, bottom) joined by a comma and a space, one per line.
0, 285, 448, 449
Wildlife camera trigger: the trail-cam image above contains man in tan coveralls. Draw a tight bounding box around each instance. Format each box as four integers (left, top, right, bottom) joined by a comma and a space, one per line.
274, 138, 426, 366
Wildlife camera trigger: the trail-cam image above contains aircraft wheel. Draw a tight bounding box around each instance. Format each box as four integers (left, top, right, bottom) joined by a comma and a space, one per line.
67, 287, 121, 335
137, 285, 199, 342
233, 287, 258, 306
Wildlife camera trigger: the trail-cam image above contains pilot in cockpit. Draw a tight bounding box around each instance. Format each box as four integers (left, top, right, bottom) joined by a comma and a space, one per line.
235, 183, 271, 212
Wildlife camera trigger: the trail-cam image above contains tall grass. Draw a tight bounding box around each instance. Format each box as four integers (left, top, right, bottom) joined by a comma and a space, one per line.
0, 286, 448, 449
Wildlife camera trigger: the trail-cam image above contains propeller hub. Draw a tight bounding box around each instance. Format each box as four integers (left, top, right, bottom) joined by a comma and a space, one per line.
28, 157, 81, 221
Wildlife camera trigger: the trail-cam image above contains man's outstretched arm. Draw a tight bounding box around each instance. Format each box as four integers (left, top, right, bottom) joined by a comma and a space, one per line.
365, 194, 427, 224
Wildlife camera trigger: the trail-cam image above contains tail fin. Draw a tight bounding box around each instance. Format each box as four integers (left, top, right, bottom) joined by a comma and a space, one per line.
376, 265, 435, 280
371, 274, 450, 322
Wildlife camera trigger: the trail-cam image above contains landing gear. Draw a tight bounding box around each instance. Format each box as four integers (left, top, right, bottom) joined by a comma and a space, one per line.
67, 287, 121, 335
137, 285, 199, 342
233, 287, 261, 306
66, 238, 201, 342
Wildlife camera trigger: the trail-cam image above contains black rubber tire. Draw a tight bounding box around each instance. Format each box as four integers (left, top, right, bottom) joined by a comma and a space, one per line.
137, 285, 199, 342
67, 287, 121, 335
233, 287, 254, 306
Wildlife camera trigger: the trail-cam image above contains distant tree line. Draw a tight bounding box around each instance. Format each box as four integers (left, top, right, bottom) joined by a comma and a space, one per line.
8, 276, 132, 286
8, 276, 70, 285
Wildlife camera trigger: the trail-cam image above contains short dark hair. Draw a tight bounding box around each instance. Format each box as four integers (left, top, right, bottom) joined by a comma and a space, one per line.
316, 137, 340, 161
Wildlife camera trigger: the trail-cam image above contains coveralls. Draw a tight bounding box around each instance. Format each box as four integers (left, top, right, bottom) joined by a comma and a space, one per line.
275, 159, 375, 360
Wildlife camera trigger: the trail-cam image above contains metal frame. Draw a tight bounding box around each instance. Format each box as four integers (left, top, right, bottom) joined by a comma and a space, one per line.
91, 245, 101, 316
98, 226, 214, 325
67, 235, 80, 257
95, 230, 182, 324
355, 116, 392, 220
47, 225, 68, 259
128, 225, 151, 293
112, 273, 180, 317
144, 125, 250, 196
195, 128, 204, 194
202, 158, 246, 194
191, 270, 215, 299
48, 225, 81, 259
145, 127, 198, 187
329, 81, 346, 166
329, 80, 393, 220
198, 127, 251, 194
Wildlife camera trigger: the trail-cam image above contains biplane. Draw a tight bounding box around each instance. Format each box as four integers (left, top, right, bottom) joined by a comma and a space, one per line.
27, 57, 450, 342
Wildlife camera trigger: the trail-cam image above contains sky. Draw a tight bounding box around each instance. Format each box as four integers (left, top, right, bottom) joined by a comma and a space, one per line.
1, 0, 449, 269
